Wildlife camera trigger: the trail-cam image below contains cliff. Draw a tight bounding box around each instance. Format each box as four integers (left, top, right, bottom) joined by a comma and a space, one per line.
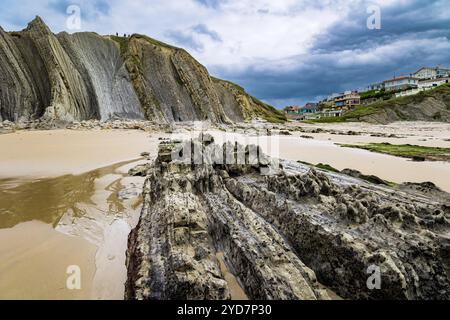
340, 86, 450, 124
126, 136, 450, 300
0, 17, 285, 124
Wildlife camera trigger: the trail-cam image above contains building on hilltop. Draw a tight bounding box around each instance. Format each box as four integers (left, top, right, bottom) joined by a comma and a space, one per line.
364, 82, 384, 92
285, 106, 301, 114
414, 66, 450, 80
284, 105, 303, 120
383, 76, 419, 91
333, 91, 361, 109
301, 103, 319, 114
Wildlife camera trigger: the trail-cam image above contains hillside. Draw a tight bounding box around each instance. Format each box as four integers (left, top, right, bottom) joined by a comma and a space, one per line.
316, 85, 450, 124
0, 17, 285, 124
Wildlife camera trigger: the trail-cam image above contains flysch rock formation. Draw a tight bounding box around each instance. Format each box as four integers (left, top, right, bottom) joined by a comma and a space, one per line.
0, 16, 285, 124
126, 135, 450, 300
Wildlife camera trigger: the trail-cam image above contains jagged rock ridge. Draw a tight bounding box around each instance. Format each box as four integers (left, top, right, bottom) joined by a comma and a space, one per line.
0, 17, 285, 124
125, 136, 450, 300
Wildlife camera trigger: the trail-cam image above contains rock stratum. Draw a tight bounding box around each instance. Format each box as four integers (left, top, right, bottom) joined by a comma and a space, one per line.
125, 135, 450, 300
0, 17, 285, 124
348, 86, 450, 124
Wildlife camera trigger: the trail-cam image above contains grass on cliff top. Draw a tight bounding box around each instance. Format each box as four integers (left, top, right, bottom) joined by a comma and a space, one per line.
309, 84, 450, 123
132, 34, 179, 50
251, 96, 287, 123
211, 77, 286, 123
310, 96, 426, 123
297, 160, 339, 172
110, 34, 178, 56
340, 142, 450, 161
110, 35, 130, 56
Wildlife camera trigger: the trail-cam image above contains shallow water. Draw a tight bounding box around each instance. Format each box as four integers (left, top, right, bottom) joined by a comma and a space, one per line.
180, 124, 450, 192
0, 124, 449, 299
0, 130, 159, 299
0, 154, 147, 299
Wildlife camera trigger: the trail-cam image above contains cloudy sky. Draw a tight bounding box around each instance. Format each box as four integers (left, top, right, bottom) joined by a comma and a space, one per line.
1, 0, 449, 108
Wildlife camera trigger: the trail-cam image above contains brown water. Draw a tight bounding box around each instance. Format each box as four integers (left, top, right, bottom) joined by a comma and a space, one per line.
180, 124, 450, 192
1, 124, 448, 299
215, 252, 248, 300
0, 130, 157, 300
0, 160, 146, 299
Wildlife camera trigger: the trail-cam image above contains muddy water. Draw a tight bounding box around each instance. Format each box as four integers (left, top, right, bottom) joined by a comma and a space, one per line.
0, 130, 158, 300
0, 160, 146, 299
0, 130, 159, 178
182, 126, 450, 193
215, 252, 248, 300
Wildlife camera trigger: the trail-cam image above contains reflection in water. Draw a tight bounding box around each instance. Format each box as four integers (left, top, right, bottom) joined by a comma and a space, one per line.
0, 160, 139, 229
0, 159, 145, 300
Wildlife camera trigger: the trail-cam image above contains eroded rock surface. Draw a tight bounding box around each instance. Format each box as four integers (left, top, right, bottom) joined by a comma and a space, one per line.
0, 17, 285, 124
126, 136, 450, 300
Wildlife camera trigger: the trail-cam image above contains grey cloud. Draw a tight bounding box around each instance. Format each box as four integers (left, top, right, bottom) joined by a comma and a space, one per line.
192, 24, 222, 42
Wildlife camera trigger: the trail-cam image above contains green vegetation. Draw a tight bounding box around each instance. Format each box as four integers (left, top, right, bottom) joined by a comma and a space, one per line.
110, 33, 178, 57
212, 77, 245, 92
211, 77, 286, 123
360, 88, 403, 101
133, 34, 178, 50
340, 143, 450, 161
309, 84, 450, 123
251, 97, 287, 123
315, 163, 340, 173
297, 160, 339, 172
110, 35, 130, 57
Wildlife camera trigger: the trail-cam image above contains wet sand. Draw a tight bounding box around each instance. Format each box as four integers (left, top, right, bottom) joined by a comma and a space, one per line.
0, 130, 159, 178
182, 123, 450, 193
0, 221, 96, 300
0, 130, 155, 300
0, 160, 146, 300
0, 123, 449, 300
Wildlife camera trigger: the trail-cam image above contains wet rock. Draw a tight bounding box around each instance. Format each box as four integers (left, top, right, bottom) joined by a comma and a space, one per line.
128, 164, 151, 177
126, 138, 450, 300
412, 156, 426, 162
0, 17, 284, 124
341, 168, 389, 186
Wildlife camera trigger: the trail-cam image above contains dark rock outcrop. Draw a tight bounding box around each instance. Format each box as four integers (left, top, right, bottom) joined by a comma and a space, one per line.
126, 137, 450, 300
0, 17, 285, 124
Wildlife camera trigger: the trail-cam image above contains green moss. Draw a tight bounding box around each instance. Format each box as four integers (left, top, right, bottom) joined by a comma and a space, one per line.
308, 116, 347, 123
213, 77, 286, 123
315, 163, 340, 173
297, 161, 339, 172
133, 34, 178, 50
110, 35, 130, 57
340, 143, 450, 160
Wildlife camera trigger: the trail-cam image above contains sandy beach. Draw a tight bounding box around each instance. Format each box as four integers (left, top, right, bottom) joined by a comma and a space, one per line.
0, 123, 449, 299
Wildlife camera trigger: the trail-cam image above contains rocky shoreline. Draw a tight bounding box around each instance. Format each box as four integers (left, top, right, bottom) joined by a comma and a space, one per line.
125, 135, 450, 300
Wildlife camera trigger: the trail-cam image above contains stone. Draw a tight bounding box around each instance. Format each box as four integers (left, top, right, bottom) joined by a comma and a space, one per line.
0, 17, 285, 124
126, 138, 450, 300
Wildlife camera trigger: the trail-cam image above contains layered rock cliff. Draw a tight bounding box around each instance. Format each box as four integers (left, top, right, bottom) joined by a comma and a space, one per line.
0, 17, 285, 124
126, 136, 450, 300
342, 86, 450, 124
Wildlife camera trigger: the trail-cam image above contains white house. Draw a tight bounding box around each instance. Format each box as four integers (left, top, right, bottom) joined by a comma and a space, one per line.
383, 76, 419, 91
414, 66, 450, 80
418, 77, 449, 89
